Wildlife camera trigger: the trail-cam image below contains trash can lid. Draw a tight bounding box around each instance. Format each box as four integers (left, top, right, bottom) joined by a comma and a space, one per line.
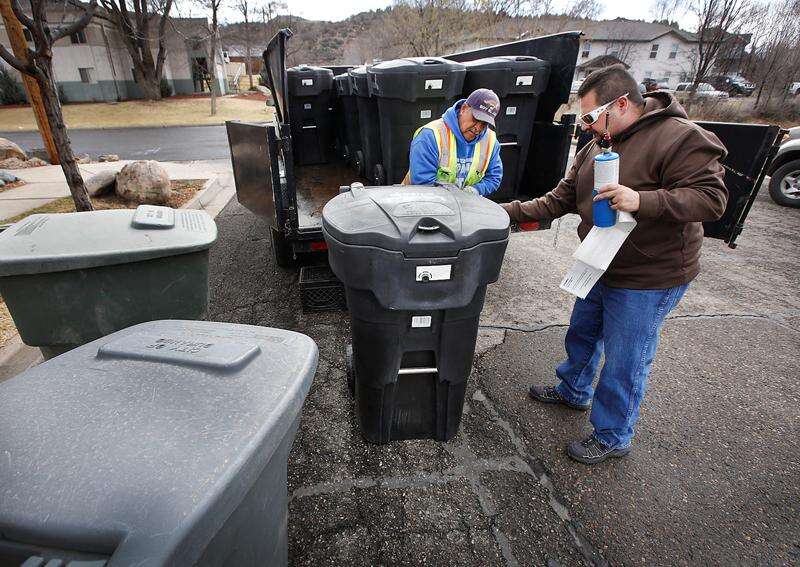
287, 64, 334, 77
370, 57, 465, 75
335, 73, 353, 95
0, 205, 217, 277
0, 319, 318, 564
322, 185, 509, 257
463, 55, 546, 68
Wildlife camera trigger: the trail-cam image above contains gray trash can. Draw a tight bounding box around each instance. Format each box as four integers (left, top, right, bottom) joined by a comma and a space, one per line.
0, 319, 318, 567
0, 205, 217, 359
323, 184, 509, 443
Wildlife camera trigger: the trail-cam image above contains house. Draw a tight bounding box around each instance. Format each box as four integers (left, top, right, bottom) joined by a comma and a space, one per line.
0, 3, 228, 103
574, 18, 750, 87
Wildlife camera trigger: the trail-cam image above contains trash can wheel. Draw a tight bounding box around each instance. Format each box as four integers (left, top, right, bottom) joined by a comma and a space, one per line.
346, 343, 355, 395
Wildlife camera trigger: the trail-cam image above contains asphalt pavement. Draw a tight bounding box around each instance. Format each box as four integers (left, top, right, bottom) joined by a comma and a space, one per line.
0, 125, 231, 162
206, 187, 800, 566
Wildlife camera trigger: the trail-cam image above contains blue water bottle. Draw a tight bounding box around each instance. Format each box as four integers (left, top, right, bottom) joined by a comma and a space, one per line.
592, 135, 619, 228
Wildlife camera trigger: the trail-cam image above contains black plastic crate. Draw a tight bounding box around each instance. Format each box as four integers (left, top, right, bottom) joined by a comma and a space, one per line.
299, 265, 347, 313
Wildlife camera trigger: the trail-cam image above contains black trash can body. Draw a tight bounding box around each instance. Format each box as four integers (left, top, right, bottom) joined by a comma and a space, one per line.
287, 65, 335, 165
462, 56, 551, 200
322, 185, 509, 443
369, 57, 466, 185
335, 73, 362, 171
0, 206, 217, 358
350, 66, 382, 182
0, 319, 318, 567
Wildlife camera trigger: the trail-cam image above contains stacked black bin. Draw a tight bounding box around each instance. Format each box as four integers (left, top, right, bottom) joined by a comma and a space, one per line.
462, 56, 551, 200
287, 65, 334, 165
350, 66, 382, 182
323, 184, 510, 443
369, 58, 466, 185
335, 73, 362, 170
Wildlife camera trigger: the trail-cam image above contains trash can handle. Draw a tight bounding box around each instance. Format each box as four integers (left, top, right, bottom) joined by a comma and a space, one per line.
417, 223, 440, 232
349, 182, 366, 199
423, 59, 440, 64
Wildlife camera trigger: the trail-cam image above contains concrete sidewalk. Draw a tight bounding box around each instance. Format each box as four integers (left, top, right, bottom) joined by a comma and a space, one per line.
0, 159, 232, 221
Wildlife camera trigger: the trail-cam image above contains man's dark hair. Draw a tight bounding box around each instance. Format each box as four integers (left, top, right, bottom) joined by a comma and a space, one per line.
578, 64, 644, 107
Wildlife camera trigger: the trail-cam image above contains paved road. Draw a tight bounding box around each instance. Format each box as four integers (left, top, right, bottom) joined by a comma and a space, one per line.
1, 125, 231, 162
207, 188, 800, 565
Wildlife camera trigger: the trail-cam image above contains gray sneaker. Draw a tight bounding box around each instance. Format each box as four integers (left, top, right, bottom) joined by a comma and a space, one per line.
529, 385, 591, 411
567, 435, 631, 465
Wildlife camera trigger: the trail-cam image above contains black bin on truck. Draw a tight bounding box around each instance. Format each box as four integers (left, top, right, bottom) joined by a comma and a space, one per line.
462, 56, 550, 201
369, 57, 466, 185
0, 319, 318, 567
323, 184, 509, 443
335, 72, 362, 170
287, 64, 334, 165
350, 65, 382, 181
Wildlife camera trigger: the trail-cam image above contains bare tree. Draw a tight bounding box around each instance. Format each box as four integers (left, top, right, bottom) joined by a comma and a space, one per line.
689, 0, 749, 88
196, 0, 223, 114
650, 0, 688, 21
234, 0, 255, 89
94, 0, 174, 101
0, 0, 95, 211
564, 0, 601, 19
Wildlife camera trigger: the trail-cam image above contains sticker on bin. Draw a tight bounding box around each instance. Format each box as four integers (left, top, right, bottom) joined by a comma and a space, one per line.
424, 79, 443, 90
97, 332, 261, 371
420, 109, 432, 119
411, 315, 432, 328
301, 78, 314, 86
506, 106, 517, 116
516, 75, 534, 86
304, 103, 312, 110
131, 205, 175, 229
416, 265, 451, 282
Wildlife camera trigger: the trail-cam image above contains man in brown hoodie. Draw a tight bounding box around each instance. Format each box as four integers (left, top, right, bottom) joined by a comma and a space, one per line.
502, 65, 727, 464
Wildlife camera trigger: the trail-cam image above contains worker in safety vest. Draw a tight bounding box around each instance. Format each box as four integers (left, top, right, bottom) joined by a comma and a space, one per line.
404, 88, 503, 196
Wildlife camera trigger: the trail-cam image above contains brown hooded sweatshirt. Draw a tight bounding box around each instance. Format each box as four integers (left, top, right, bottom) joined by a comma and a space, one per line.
502, 91, 728, 289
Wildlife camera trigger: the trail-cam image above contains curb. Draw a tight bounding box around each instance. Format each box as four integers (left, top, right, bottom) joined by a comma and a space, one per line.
182, 173, 235, 219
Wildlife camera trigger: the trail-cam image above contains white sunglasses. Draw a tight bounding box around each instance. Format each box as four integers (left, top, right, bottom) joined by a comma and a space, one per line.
580, 92, 629, 125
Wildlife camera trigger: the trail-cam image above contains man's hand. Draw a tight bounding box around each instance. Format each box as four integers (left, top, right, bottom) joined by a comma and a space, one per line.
594, 183, 640, 212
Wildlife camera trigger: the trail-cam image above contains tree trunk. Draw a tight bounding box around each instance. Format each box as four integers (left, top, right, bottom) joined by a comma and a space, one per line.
209, 32, 218, 116
36, 59, 93, 212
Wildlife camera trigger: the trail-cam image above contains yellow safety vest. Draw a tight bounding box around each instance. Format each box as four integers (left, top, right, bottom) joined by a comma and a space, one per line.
403, 118, 498, 187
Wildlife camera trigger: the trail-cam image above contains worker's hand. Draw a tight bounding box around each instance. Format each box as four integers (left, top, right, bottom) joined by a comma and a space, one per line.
462, 186, 480, 196
436, 182, 460, 192
594, 183, 640, 212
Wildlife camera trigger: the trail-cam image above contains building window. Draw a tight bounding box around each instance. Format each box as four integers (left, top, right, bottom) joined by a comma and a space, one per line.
71, 30, 87, 44
78, 67, 95, 84
649, 44, 659, 59
23, 29, 33, 42
669, 43, 678, 59
581, 41, 591, 59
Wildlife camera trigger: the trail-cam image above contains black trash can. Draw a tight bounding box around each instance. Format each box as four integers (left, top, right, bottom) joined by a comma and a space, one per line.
369, 57, 466, 185
0, 319, 318, 567
462, 56, 551, 201
335, 73, 362, 170
350, 66, 382, 182
323, 184, 510, 444
287, 65, 335, 165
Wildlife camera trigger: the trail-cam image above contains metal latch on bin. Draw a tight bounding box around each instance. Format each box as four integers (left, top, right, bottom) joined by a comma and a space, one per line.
416, 265, 451, 282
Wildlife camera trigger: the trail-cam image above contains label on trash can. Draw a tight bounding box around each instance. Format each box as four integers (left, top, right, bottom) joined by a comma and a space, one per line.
97, 333, 261, 371
516, 75, 533, 86
411, 316, 432, 328
416, 265, 451, 282
132, 205, 176, 229
424, 79, 443, 90
301, 78, 314, 86
506, 106, 517, 116
420, 109, 432, 119
304, 103, 312, 110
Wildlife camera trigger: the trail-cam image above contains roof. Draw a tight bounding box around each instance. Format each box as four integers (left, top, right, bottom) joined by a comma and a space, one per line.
580, 18, 697, 43
576, 54, 630, 70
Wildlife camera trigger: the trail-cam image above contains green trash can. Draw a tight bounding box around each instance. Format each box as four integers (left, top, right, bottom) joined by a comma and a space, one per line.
0, 205, 217, 359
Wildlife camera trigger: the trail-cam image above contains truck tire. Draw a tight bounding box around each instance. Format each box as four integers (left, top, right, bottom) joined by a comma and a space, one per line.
768, 159, 800, 208
270, 227, 295, 268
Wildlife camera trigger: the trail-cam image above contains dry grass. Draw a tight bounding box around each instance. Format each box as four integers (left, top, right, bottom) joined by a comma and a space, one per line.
0, 297, 16, 350
0, 96, 274, 132
1, 179, 205, 224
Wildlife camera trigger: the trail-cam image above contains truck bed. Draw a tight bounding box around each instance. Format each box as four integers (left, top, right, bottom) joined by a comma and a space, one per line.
295, 161, 368, 229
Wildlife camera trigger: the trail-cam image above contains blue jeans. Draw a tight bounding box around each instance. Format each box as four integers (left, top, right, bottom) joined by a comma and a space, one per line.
555, 281, 688, 449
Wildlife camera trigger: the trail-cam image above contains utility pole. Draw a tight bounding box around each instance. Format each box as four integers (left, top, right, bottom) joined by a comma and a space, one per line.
0, 0, 60, 164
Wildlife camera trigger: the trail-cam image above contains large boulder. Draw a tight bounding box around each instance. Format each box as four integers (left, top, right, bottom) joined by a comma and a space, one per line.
86, 169, 117, 197
0, 157, 46, 169
116, 160, 171, 204
0, 138, 26, 161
